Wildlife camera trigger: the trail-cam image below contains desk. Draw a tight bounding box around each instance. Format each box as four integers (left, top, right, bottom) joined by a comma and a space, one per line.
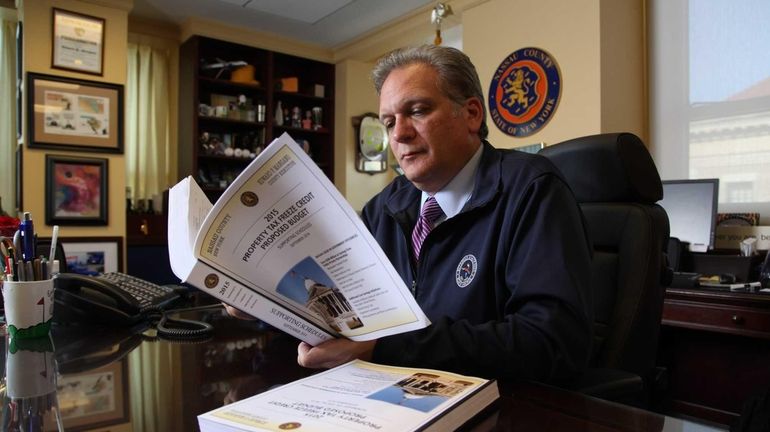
659, 288, 770, 425
1, 304, 723, 432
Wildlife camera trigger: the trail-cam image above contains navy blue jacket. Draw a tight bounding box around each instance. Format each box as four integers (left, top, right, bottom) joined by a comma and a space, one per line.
361, 142, 593, 381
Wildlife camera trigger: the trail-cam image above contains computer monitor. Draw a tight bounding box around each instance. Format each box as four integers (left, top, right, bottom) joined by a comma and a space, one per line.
659, 179, 719, 253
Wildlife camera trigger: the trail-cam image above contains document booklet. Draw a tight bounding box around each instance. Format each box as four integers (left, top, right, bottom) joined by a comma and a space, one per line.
198, 360, 499, 432
168, 133, 430, 345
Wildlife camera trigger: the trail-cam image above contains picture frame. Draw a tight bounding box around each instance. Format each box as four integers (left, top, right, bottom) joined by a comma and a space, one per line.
51, 8, 105, 76
46, 359, 129, 431
56, 236, 124, 275
45, 155, 108, 226
27, 72, 124, 154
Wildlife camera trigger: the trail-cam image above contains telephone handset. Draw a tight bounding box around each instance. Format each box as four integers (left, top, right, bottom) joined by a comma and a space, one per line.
54, 272, 182, 325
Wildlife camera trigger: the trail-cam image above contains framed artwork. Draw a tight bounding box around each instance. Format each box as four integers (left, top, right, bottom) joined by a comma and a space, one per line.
45, 155, 108, 226
46, 359, 129, 431
51, 8, 105, 75
27, 72, 124, 154
57, 236, 123, 275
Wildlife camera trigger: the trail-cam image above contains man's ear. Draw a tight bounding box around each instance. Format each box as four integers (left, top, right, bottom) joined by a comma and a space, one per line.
464, 97, 484, 134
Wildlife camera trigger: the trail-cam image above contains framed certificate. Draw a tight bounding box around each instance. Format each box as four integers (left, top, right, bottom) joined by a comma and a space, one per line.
52, 8, 105, 76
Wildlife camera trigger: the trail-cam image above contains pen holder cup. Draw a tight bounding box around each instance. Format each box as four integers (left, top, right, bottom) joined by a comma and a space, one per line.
2, 279, 55, 339
5, 336, 57, 398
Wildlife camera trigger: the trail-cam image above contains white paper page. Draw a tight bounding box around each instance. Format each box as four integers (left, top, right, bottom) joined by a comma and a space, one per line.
192, 133, 429, 341
168, 176, 214, 280
200, 360, 490, 432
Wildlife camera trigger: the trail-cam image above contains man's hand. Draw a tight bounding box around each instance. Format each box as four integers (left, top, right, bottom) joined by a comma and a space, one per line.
223, 303, 257, 320
297, 339, 377, 369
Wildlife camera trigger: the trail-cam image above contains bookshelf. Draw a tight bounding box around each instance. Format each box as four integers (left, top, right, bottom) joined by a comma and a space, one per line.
179, 36, 335, 201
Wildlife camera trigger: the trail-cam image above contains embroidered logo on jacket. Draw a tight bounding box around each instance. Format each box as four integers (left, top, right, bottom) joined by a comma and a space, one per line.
455, 254, 478, 288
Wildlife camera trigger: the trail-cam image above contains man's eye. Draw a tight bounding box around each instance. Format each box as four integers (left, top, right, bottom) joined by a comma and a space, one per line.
382, 120, 394, 129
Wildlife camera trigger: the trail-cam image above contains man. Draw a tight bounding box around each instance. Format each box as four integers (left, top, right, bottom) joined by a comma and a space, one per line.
294, 45, 593, 382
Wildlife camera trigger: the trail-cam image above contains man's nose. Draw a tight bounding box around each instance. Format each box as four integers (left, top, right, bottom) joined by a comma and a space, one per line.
391, 116, 415, 142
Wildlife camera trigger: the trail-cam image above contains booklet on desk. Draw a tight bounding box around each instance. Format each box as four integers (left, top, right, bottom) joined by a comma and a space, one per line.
198, 360, 499, 432
168, 133, 430, 345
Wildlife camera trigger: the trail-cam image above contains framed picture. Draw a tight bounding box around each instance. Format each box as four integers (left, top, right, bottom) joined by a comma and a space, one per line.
46, 359, 129, 431
57, 236, 123, 275
45, 155, 108, 226
27, 72, 124, 154
52, 8, 105, 75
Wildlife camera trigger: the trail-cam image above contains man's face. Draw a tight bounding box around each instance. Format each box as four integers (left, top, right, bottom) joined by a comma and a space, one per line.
379, 63, 483, 193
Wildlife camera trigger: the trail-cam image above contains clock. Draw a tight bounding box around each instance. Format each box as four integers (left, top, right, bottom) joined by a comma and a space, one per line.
355, 114, 389, 174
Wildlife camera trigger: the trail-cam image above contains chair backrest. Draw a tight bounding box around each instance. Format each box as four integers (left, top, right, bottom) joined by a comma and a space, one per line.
539, 132, 670, 378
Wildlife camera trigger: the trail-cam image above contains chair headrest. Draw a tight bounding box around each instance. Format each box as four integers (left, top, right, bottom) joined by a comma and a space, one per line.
539, 133, 662, 204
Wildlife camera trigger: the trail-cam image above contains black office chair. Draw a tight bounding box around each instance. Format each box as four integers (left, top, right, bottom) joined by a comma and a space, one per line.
540, 132, 671, 407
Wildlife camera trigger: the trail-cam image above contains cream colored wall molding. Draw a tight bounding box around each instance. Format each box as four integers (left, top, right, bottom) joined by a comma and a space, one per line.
80, 0, 133, 12
333, 0, 489, 63
179, 16, 333, 63
128, 16, 179, 42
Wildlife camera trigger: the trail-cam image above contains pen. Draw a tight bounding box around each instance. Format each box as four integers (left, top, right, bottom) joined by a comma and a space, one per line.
19, 212, 35, 262
13, 229, 22, 258
33, 258, 42, 281
0, 235, 8, 259
4, 255, 12, 281
49, 225, 59, 261
0, 241, 6, 273
40, 257, 48, 280
8, 247, 18, 281
17, 259, 25, 281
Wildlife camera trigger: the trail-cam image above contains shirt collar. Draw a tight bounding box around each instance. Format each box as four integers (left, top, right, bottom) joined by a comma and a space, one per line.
420, 144, 484, 220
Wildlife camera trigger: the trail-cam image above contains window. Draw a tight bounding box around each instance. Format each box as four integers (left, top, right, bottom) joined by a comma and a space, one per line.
650, 0, 770, 223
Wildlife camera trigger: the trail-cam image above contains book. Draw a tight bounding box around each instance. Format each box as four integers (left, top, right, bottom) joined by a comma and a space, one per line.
198, 360, 499, 432
168, 133, 430, 345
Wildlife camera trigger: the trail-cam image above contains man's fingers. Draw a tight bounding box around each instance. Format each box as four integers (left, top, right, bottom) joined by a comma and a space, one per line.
297, 342, 314, 367
223, 303, 257, 320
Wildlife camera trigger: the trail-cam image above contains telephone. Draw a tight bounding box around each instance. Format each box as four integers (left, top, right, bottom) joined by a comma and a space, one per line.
54, 272, 182, 326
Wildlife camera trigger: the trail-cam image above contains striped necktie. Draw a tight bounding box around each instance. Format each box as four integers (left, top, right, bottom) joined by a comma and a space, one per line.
412, 197, 444, 261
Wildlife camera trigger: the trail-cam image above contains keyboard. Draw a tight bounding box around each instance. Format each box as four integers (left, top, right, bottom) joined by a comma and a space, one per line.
98, 272, 181, 309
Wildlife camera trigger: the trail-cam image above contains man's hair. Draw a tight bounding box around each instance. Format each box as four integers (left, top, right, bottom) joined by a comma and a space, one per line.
371, 45, 488, 140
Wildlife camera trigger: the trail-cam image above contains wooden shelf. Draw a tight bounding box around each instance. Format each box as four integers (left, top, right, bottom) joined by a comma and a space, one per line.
197, 154, 254, 163
199, 76, 266, 92
198, 116, 266, 127
274, 90, 331, 102
273, 125, 331, 135
179, 36, 335, 201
